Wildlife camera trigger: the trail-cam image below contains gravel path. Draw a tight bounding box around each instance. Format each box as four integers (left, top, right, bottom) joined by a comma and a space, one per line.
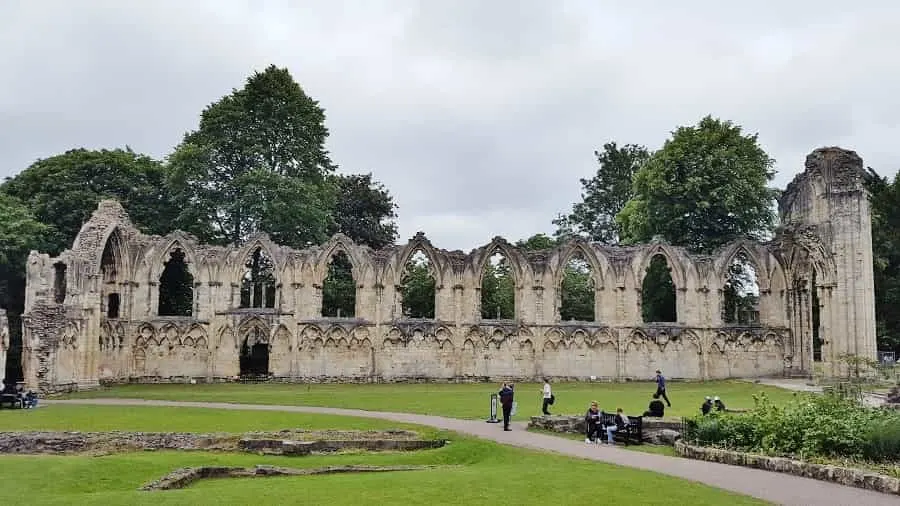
45, 398, 898, 506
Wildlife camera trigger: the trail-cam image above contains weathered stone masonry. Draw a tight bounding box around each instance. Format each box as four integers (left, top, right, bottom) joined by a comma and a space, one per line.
13, 147, 877, 392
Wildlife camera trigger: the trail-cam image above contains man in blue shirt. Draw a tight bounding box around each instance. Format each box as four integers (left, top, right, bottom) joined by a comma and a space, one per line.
655, 370, 671, 407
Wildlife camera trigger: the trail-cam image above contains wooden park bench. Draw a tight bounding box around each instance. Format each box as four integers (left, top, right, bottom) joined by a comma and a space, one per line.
600, 412, 643, 445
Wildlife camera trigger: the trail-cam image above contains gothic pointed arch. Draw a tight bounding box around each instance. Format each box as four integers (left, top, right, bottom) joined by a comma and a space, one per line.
554, 240, 606, 288
156, 239, 196, 317
316, 233, 365, 281
98, 226, 128, 279
472, 237, 525, 287
715, 240, 766, 283
394, 233, 444, 287
237, 241, 279, 309
475, 238, 521, 320
634, 243, 688, 289
397, 236, 439, 319
555, 240, 602, 322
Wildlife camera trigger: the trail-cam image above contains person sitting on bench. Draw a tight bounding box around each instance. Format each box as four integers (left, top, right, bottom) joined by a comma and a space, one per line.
14, 384, 29, 408
606, 407, 629, 444
713, 396, 726, 412
643, 393, 665, 417
701, 396, 713, 415
584, 401, 602, 443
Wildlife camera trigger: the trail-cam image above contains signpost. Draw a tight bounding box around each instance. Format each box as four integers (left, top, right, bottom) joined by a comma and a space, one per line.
486, 393, 500, 423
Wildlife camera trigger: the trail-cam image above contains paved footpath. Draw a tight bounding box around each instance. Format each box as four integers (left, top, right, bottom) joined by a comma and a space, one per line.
47, 399, 898, 506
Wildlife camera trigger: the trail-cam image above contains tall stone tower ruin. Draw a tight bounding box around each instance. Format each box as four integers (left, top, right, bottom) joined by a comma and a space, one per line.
778, 147, 877, 375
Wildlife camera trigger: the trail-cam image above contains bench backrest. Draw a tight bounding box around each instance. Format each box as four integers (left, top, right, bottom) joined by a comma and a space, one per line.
600, 412, 643, 429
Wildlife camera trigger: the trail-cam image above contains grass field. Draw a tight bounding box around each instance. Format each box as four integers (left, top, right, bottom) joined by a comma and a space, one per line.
61, 380, 801, 420
0, 405, 766, 505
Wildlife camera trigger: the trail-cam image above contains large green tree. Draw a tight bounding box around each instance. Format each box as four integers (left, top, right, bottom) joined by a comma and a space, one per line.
554, 142, 649, 243
866, 168, 900, 354
167, 65, 337, 248
616, 116, 778, 322
617, 116, 779, 254
330, 173, 398, 249
2, 148, 177, 256
0, 195, 48, 381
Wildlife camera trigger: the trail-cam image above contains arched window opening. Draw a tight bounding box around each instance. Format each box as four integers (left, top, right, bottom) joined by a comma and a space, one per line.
240, 247, 277, 309
158, 249, 194, 316
481, 251, 515, 320
400, 250, 436, 319
53, 262, 67, 304
107, 293, 120, 319
811, 269, 822, 362
322, 251, 355, 317
723, 252, 760, 325
239, 328, 269, 377
100, 231, 121, 284
642, 254, 676, 323
559, 252, 595, 322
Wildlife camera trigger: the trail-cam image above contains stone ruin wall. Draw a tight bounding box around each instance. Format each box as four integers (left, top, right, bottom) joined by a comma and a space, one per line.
12, 147, 877, 392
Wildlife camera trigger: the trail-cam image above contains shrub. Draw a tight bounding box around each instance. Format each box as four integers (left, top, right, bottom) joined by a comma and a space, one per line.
683, 392, 900, 465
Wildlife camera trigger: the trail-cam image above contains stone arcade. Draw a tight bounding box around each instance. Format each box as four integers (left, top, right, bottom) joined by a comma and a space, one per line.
14, 147, 877, 392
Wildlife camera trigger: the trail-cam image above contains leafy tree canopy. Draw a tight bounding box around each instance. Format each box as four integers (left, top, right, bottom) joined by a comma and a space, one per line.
2, 148, 177, 256
554, 142, 649, 243
617, 116, 779, 254
866, 168, 900, 353
330, 173, 398, 250
167, 64, 337, 247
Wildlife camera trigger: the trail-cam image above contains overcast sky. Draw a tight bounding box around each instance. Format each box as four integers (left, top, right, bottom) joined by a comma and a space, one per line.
2, 1, 898, 251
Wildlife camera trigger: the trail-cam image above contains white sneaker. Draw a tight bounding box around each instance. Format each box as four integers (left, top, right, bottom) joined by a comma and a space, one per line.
585, 438, 591, 443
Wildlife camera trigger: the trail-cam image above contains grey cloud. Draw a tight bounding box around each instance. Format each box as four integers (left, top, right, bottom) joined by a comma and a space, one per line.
1, 1, 899, 252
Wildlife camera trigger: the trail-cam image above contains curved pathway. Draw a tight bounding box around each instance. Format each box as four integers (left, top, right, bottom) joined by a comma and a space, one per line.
46, 399, 897, 506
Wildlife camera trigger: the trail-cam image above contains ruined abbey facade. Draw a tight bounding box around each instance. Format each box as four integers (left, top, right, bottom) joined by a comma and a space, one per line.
13, 147, 877, 392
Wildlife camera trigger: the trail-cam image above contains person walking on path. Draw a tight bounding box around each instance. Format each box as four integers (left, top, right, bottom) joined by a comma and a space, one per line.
541, 378, 553, 415
654, 370, 671, 407
498, 383, 514, 431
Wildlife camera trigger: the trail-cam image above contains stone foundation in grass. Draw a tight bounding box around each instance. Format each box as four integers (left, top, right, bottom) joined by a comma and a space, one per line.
0, 430, 445, 456
674, 440, 900, 496
140, 464, 441, 491
527, 415, 682, 445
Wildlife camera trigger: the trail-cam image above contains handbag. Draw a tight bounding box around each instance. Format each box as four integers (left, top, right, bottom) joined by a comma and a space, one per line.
548, 394, 556, 405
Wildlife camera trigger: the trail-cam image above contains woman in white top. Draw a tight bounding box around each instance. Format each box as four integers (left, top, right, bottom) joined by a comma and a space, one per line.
541, 378, 553, 415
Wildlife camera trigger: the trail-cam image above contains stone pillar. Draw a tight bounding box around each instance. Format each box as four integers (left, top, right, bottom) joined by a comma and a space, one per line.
778, 147, 878, 378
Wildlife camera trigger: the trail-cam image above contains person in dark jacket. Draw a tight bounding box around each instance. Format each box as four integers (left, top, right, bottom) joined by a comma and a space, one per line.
584, 401, 602, 443
713, 396, 726, 412
654, 370, 671, 407
701, 396, 713, 415
605, 407, 630, 444
498, 383, 514, 431
643, 393, 665, 417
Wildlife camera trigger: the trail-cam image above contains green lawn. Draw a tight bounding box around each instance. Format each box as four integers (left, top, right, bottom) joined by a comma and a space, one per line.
0, 404, 427, 433
0, 405, 766, 505
60, 380, 801, 420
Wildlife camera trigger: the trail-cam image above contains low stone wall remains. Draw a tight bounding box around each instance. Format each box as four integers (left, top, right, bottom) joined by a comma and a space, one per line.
141, 464, 441, 491
0, 430, 443, 455
527, 415, 682, 445
674, 440, 900, 496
